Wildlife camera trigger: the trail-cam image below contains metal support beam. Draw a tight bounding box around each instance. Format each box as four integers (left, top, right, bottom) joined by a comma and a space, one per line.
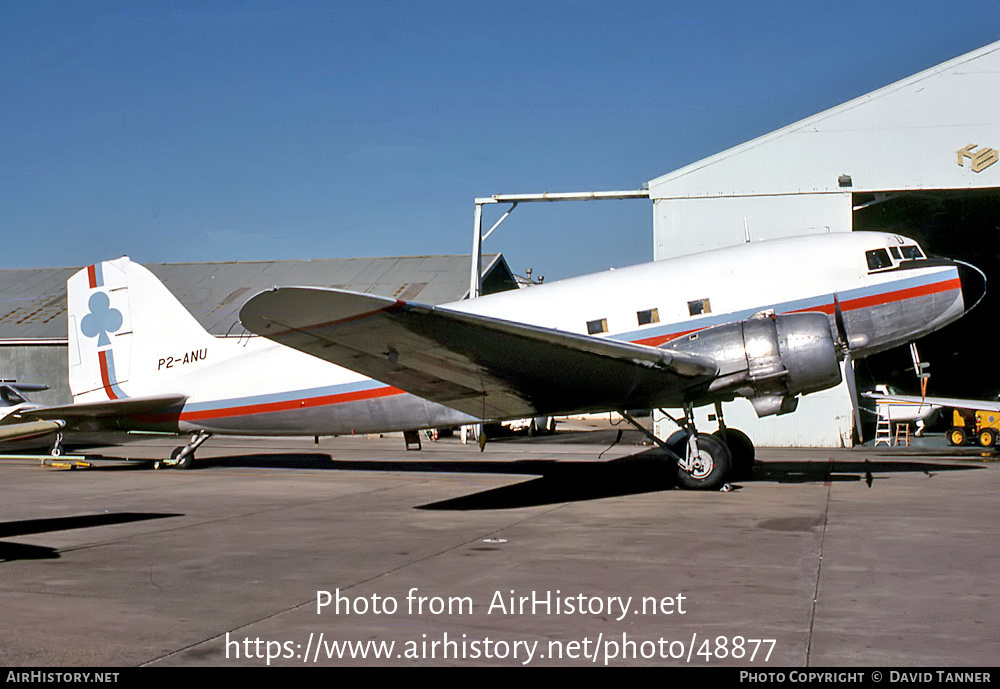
469, 189, 650, 300
470, 203, 484, 299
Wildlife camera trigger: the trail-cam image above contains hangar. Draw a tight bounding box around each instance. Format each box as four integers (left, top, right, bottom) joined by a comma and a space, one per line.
644, 39, 1000, 446
0, 254, 516, 406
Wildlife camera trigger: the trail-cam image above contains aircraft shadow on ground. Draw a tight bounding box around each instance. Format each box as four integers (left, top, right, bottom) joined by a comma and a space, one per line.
198, 449, 676, 507
0, 512, 183, 563
756, 459, 981, 484
417, 457, 982, 510
194, 449, 982, 510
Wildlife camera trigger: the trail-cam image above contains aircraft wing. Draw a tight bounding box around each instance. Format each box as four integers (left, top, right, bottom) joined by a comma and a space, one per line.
1, 394, 188, 443
240, 288, 718, 420
863, 392, 1000, 413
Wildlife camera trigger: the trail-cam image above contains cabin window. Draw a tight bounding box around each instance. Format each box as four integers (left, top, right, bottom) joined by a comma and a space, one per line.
587, 318, 608, 335
637, 308, 659, 325
865, 248, 892, 271
900, 245, 924, 260
688, 298, 711, 316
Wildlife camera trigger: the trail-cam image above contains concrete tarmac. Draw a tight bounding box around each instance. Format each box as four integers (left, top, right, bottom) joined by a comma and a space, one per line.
0, 428, 996, 667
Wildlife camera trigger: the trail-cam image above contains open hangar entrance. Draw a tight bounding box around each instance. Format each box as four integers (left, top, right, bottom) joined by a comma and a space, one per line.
853, 188, 1000, 403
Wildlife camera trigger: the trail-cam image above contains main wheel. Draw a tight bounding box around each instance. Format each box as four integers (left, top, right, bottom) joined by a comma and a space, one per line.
675, 433, 732, 491
948, 427, 967, 446
713, 428, 755, 480
977, 428, 996, 447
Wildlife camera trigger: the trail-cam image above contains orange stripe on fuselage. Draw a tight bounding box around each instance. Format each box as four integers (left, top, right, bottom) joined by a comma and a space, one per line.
177, 384, 406, 422
633, 276, 961, 348
837, 277, 960, 312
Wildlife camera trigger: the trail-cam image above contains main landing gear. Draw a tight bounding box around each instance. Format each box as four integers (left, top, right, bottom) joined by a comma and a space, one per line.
619, 402, 755, 490
154, 431, 212, 470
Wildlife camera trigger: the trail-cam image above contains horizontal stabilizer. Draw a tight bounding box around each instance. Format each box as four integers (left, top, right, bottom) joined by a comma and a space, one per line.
240, 287, 718, 419
18, 394, 188, 422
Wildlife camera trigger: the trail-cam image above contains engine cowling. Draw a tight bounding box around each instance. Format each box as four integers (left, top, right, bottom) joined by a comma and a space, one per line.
667, 312, 842, 417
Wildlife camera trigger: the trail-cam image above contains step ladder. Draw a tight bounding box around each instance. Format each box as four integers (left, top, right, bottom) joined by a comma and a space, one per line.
874, 417, 893, 446
894, 422, 911, 447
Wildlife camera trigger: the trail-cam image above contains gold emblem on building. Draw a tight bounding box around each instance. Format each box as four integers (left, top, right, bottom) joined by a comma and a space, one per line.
957, 144, 998, 173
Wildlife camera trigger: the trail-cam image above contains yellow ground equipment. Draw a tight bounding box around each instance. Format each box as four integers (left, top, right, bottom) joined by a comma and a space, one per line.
948, 408, 1000, 446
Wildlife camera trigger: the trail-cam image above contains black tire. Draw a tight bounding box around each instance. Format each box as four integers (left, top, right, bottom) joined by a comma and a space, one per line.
675, 433, 732, 491
948, 427, 967, 446
978, 428, 996, 447
713, 428, 755, 480
171, 446, 194, 470
665, 429, 687, 454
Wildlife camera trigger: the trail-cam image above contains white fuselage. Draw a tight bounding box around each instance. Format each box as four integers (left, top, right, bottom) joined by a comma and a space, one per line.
67, 231, 967, 436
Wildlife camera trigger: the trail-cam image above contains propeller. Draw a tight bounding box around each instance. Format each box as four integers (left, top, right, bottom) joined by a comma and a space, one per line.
833, 294, 864, 444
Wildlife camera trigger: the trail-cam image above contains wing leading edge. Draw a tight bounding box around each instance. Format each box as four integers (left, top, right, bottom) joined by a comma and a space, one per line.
240, 287, 718, 420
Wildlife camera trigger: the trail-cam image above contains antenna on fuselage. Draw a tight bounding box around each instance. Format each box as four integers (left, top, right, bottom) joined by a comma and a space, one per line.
743, 217, 751, 243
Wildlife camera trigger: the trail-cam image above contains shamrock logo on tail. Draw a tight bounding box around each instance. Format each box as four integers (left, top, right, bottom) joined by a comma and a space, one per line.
81, 292, 123, 347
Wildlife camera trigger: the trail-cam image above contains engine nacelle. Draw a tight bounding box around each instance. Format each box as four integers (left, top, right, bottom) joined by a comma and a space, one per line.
668, 312, 842, 417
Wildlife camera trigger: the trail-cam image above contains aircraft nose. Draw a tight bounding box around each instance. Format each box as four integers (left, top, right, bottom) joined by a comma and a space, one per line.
956, 259, 987, 314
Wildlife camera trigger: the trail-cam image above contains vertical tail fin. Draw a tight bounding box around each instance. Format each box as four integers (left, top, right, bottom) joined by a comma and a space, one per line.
67, 257, 217, 402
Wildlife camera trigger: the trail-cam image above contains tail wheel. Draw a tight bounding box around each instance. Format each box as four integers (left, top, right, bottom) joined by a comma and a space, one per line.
948, 427, 967, 446
170, 446, 194, 469
675, 433, 732, 491
977, 428, 996, 447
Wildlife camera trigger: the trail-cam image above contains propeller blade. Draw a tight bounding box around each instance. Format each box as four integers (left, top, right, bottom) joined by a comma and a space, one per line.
833, 293, 849, 347
844, 352, 864, 444
835, 293, 864, 444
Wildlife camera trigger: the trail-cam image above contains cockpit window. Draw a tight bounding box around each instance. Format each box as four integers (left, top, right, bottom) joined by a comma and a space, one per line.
865, 248, 892, 271
900, 245, 924, 260
889, 246, 901, 260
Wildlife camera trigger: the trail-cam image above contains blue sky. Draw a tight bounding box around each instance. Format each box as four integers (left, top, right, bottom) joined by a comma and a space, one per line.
2, 1, 998, 280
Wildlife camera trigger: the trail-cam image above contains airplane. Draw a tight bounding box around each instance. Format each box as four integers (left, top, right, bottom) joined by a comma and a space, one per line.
238, 230, 983, 489
0, 382, 62, 447
0, 231, 980, 488
864, 384, 940, 437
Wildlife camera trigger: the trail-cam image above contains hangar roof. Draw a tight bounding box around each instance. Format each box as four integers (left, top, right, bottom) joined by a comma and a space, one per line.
0, 254, 515, 342
648, 39, 1000, 199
